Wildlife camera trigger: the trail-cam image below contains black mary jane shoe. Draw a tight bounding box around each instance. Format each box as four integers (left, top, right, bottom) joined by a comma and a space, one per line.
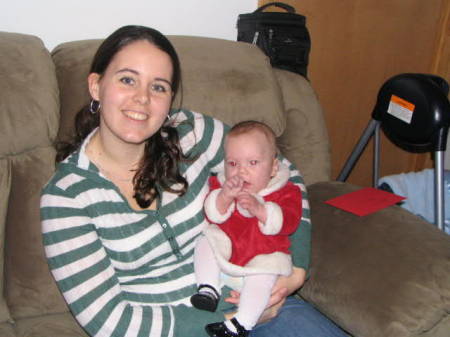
190, 284, 220, 312
205, 318, 249, 337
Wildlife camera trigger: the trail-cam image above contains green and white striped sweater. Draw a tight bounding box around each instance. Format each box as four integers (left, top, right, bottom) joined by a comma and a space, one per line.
41, 110, 311, 337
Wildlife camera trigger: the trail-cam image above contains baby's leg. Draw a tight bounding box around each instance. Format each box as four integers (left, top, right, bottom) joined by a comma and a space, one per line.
233, 274, 277, 330
191, 236, 221, 311
193, 235, 221, 291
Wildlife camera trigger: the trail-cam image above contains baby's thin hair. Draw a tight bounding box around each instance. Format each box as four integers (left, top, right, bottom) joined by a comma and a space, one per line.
228, 120, 278, 155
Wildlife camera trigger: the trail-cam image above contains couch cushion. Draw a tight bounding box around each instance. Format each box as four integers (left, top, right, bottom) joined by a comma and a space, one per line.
13, 312, 87, 337
5, 148, 68, 319
0, 321, 15, 337
0, 32, 59, 156
52, 36, 286, 143
0, 160, 12, 324
301, 181, 450, 337
420, 314, 450, 337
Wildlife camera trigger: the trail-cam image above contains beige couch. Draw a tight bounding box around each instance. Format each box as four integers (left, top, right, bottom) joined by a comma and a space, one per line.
0, 31, 449, 337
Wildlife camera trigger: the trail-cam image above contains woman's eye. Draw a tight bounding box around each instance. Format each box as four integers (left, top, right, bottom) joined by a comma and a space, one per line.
151, 83, 169, 93
120, 77, 135, 85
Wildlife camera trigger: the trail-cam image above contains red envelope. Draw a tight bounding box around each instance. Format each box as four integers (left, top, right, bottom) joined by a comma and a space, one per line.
325, 187, 406, 216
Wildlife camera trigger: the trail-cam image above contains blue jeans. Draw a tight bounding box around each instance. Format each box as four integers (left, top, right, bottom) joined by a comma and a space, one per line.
250, 297, 348, 337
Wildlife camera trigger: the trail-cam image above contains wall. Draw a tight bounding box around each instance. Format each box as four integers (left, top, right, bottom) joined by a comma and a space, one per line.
0, 0, 256, 50
259, 0, 450, 185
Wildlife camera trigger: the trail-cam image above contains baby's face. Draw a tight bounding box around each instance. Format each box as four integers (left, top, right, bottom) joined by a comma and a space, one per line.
224, 130, 278, 194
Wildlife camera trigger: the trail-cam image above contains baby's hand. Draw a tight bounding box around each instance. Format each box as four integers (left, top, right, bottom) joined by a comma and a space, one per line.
237, 191, 266, 221
216, 176, 243, 214
222, 176, 243, 199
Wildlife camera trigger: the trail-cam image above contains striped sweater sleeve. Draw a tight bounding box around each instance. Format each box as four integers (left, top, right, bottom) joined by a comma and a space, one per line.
280, 157, 312, 271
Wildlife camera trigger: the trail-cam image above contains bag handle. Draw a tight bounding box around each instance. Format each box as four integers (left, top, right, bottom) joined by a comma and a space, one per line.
254, 2, 295, 13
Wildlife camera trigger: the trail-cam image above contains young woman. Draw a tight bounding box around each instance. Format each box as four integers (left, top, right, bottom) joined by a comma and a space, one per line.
40, 25, 347, 337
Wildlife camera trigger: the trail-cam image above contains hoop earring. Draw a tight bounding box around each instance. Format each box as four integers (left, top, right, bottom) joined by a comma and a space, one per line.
89, 100, 101, 114
163, 113, 172, 127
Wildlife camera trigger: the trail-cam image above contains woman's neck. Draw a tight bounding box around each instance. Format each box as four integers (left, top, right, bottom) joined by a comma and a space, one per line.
87, 130, 144, 180
86, 129, 158, 211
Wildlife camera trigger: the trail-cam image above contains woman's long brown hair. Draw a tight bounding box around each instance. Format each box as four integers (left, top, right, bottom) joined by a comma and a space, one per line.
56, 25, 188, 208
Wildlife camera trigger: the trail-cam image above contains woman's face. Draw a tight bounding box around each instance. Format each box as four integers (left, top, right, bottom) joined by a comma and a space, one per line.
88, 40, 174, 146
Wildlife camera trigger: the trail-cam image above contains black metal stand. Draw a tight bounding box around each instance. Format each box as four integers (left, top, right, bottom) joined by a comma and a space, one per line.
337, 119, 445, 231
336, 119, 380, 185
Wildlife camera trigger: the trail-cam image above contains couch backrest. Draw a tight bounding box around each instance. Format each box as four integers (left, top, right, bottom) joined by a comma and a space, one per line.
0, 32, 67, 321
52, 35, 331, 185
0, 31, 330, 323
53, 37, 286, 142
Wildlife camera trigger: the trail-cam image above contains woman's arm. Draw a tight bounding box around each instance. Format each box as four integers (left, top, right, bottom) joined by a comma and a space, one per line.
281, 156, 312, 271
275, 266, 307, 295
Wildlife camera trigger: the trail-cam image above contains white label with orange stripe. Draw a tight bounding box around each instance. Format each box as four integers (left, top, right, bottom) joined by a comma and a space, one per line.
387, 95, 415, 124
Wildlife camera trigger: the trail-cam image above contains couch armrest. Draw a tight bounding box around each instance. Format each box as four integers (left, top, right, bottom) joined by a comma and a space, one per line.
300, 181, 450, 337
273, 69, 331, 185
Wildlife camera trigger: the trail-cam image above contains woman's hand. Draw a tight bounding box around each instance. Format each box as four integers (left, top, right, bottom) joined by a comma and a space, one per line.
224, 267, 306, 323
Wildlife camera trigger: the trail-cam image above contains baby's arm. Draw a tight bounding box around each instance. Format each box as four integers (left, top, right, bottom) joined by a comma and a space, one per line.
216, 175, 243, 214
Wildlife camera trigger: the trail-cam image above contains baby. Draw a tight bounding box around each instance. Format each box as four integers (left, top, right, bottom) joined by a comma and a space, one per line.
191, 120, 303, 337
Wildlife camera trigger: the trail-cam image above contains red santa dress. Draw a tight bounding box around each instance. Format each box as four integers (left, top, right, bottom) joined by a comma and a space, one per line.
203, 164, 302, 277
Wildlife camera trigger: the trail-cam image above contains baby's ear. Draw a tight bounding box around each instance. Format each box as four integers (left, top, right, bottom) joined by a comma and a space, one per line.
271, 157, 279, 177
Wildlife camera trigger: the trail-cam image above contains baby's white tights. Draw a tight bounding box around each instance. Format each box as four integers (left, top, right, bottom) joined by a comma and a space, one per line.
194, 236, 277, 331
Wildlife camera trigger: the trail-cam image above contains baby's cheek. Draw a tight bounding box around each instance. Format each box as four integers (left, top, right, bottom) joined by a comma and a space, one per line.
225, 168, 238, 180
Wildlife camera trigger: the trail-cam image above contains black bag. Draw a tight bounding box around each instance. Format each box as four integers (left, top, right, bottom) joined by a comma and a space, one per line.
237, 2, 311, 78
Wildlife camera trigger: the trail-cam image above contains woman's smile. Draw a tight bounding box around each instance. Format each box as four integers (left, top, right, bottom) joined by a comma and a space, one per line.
123, 109, 149, 121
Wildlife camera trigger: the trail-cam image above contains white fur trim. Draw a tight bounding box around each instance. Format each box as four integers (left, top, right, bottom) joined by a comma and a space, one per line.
217, 170, 226, 185
203, 225, 232, 261
259, 163, 290, 196
244, 252, 292, 276
203, 227, 292, 277
258, 202, 283, 235
204, 189, 235, 223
